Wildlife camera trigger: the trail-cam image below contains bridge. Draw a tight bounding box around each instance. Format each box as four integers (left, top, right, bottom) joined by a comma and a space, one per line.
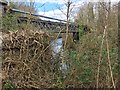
1, 1, 90, 40
11, 9, 79, 33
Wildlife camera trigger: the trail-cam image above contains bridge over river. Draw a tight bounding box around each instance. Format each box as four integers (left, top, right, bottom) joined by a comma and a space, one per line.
10, 8, 80, 40
1, 1, 90, 40
1, 1, 91, 75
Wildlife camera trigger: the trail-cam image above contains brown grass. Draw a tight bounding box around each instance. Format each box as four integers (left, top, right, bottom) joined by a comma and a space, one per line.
2, 29, 54, 89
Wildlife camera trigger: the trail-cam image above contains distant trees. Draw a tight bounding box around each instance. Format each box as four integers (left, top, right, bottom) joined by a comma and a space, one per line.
76, 1, 119, 88
76, 1, 118, 32
6, 0, 37, 13
2, 0, 38, 32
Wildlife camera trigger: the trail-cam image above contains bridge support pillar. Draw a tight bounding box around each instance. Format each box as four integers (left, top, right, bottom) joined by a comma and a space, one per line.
73, 32, 79, 41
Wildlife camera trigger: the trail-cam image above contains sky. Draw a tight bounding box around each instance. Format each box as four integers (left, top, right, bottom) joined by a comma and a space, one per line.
34, 0, 84, 21
7, 0, 119, 21
30, 0, 119, 21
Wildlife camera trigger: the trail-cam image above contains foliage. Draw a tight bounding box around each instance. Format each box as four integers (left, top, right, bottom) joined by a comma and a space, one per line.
78, 24, 84, 38
1, 0, 119, 89
2, 12, 19, 32
2, 1, 37, 32
3, 80, 14, 90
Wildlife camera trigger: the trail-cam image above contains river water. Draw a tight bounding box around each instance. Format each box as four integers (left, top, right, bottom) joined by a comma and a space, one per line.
51, 38, 63, 56
51, 38, 68, 75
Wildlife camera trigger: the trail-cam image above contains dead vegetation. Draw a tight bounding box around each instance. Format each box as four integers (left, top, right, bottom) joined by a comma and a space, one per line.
1, 29, 55, 89
1, 0, 119, 89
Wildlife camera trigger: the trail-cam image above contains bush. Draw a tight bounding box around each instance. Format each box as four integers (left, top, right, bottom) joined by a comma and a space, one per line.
2, 29, 54, 89
2, 11, 19, 32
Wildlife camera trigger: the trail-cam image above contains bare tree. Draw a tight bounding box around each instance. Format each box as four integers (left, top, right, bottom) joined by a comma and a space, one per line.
64, 0, 72, 49
96, 1, 115, 88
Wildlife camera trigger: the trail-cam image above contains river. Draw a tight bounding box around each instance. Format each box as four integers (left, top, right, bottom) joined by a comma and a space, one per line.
51, 38, 68, 75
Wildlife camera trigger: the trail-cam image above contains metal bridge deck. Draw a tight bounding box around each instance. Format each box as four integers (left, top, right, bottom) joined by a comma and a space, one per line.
18, 16, 79, 33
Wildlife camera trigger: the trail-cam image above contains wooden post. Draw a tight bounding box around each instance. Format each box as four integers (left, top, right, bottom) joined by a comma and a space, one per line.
0, 1, 7, 16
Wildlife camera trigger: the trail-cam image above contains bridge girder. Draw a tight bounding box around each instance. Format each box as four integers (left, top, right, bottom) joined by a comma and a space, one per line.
17, 17, 79, 33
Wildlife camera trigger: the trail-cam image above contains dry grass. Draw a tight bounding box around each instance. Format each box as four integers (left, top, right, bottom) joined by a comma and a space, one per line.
2, 29, 55, 89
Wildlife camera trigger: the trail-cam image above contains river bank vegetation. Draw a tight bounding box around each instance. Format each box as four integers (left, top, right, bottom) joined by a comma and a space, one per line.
1, 0, 119, 89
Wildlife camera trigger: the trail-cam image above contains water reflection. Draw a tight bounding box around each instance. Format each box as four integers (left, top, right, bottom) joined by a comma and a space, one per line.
51, 38, 68, 75
51, 38, 63, 56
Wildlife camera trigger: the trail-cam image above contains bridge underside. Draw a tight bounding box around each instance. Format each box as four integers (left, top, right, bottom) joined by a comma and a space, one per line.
17, 17, 79, 33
